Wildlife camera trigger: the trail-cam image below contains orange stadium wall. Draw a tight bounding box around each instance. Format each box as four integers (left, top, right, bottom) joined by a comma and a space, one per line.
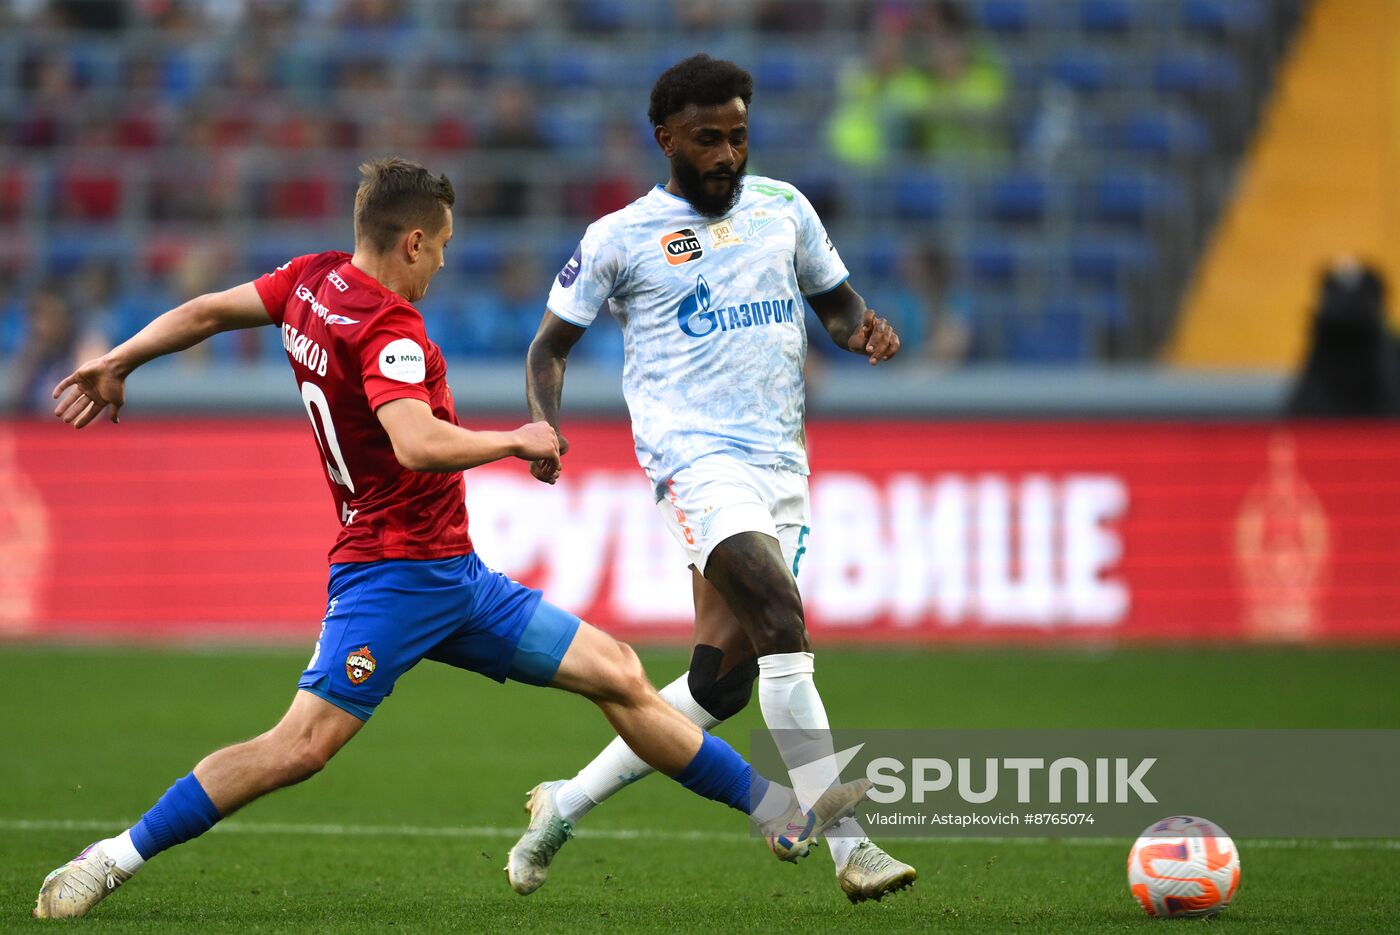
2, 418, 1398, 646
1168, 0, 1400, 368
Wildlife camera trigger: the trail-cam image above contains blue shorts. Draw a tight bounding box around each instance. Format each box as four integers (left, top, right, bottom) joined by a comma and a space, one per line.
297, 552, 580, 721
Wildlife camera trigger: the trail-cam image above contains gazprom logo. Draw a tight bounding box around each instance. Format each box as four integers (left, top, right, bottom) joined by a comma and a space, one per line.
677, 274, 715, 338
676, 273, 797, 340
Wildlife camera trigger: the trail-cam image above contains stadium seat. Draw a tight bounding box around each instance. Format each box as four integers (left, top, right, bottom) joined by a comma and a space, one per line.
1078, 0, 1136, 35
1004, 302, 1091, 364
1047, 50, 1118, 93
966, 239, 1023, 286
1182, 0, 1266, 39
891, 171, 949, 221
571, 0, 630, 32
985, 172, 1047, 224
1068, 235, 1155, 287
453, 241, 504, 276
1119, 111, 1212, 159
1090, 173, 1186, 227
972, 0, 1034, 35
861, 241, 902, 281
753, 50, 804, 94
1152, 52, 1244, 97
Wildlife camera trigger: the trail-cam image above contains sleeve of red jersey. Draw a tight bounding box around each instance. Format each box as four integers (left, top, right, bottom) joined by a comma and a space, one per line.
359, 304, 433, 410
252, 254, 316, 325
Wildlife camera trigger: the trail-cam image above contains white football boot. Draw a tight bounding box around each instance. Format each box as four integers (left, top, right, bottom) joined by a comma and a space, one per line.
505, 781, 574, 895
33, 840, 132, 919
837, 840, 917, 903
764, 778, 873, 862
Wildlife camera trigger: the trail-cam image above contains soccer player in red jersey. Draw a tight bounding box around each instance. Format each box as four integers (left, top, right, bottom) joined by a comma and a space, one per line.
33, 158, 868, 920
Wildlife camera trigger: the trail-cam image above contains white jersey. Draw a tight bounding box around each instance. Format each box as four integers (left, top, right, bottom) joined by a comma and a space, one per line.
547, 176, 849, 491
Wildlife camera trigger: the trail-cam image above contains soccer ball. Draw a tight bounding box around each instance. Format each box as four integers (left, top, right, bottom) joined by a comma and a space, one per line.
1127, 816, 1240, 918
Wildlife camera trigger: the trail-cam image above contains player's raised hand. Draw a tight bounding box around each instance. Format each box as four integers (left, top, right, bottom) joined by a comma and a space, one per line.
529, 430, 569, 485
847, 309, 901, 365
514, 420, 562, 483
52, 355, 126, 429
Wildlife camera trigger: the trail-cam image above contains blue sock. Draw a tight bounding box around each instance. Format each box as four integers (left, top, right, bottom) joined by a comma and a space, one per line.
128, 773, 222, 860
674, 732, 769, 814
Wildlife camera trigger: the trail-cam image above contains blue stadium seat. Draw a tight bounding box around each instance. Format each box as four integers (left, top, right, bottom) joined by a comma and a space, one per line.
986, 172, 1047, 224
1047, 50, 1118, 93
1068, 235, 1155, 287
1078, 0, 1136, 35
753, 50, 803, 93
892, 171, 949, 221
1153, 52, 1243, 97
1005, 302, 1091, 364
972, 0, 1034, 35
1120, 111, 1212, 159
1183, 0, 1266, 38
543, 50, 603, 89
967, 239, 1022, 286
572, 0, 630, 32
452, 241, 503, 276
861, 241, 902, 281
1090, 173, 1186, 226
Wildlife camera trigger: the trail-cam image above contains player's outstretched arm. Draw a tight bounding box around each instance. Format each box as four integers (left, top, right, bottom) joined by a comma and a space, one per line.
52, 282, 272, 428
808, 282, 901, 366
376, 397, 561, 476
524, 311, 587, 483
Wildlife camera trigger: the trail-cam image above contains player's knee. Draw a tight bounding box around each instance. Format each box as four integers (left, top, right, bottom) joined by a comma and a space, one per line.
261, 733, 336, 787
747, 598, 809, 655
281, 742, 333, 785
593, 638, 651, 705
688, 645, 758, 721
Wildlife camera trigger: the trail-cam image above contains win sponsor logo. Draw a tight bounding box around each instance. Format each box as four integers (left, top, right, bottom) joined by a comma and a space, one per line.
676, 274, 796, 339
661, 228, 704, 266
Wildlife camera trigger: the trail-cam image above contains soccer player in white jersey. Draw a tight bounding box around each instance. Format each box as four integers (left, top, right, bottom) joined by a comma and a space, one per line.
511, 54, 915, 903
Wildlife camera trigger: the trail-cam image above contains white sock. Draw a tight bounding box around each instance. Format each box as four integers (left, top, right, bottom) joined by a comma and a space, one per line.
757, 651, 869, 867
828, 821, 866, 869
104, 830, 145, 874
555, 672, 721, 825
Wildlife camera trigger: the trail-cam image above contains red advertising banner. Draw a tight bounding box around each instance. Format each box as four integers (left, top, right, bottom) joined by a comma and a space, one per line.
2, 418, 1398, 644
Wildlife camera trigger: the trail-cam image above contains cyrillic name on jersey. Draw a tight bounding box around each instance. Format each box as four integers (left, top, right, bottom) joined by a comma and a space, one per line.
282, 322, 329, 376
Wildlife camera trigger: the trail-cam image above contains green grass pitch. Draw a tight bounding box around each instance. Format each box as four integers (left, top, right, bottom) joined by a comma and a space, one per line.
4, 645, 1398, 933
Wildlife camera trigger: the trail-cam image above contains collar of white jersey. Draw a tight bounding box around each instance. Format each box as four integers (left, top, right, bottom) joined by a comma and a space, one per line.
649, 183, 741, 220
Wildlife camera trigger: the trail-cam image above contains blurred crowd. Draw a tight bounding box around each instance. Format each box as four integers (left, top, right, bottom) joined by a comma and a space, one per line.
3, 0, 1288, 409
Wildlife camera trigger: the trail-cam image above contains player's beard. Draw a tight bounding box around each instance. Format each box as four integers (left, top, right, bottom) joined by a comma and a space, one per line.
671, 153, 747, 217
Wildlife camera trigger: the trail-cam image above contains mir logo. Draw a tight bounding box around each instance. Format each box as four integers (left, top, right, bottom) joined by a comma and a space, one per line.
676, 274, 797, 339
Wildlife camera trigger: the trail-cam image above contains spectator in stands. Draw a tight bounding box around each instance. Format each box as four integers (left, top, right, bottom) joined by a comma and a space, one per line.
885, 242, 973, 366
466, 251, 548, 357
814, 241, 971, 366
423, 68, 475, 153
568, 121, 646, 219
474, 81, 548, 217
829, 0, 1008, 166
756, 0, 827, 33
15, 50, 76, 150
1287, 258, 1400, 418
8, 285, 107, 414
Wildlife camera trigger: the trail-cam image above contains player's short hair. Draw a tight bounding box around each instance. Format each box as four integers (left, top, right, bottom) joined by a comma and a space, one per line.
648, 54, 754, 127
353, 157, 455, 253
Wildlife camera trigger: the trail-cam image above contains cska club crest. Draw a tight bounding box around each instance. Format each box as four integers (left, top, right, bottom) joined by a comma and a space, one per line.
345, 646, 376, 685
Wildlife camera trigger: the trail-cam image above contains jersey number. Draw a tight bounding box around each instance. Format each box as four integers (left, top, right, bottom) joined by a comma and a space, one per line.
300, 381, 356, 493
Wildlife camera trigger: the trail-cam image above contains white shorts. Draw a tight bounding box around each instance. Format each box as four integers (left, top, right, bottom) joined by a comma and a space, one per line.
654, 454, 811, 577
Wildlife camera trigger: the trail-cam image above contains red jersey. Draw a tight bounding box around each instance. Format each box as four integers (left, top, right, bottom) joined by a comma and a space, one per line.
254, 251, 474, 564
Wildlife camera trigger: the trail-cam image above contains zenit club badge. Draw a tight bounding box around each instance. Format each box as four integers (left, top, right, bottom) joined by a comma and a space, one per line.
346, 646, 376, 685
